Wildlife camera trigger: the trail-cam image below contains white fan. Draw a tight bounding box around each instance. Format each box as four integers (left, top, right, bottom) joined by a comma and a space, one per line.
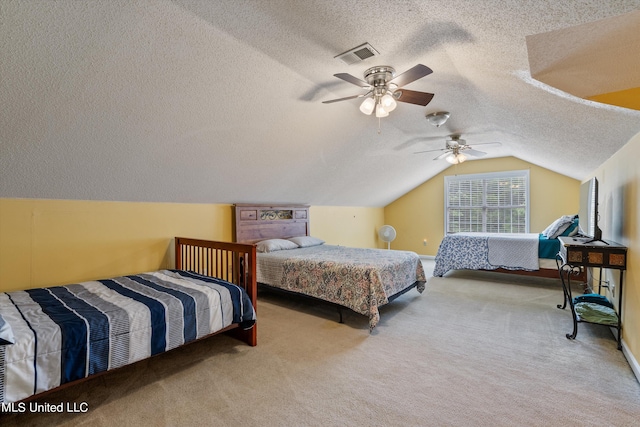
378, 225, 397, 249
413, 134, 501, 164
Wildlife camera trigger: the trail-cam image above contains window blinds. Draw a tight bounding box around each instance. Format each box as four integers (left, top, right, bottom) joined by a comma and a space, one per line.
445, 171, 529, 234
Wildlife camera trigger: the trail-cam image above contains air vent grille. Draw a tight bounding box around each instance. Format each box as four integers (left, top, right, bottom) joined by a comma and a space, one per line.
335, 43, 379, 65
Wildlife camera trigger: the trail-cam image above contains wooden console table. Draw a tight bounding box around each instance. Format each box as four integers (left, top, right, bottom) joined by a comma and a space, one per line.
557, 236, 627, 349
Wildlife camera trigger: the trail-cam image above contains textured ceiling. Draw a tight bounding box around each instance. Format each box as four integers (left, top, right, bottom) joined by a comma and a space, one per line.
2, 0, 640, 207
527, 9, 640, 100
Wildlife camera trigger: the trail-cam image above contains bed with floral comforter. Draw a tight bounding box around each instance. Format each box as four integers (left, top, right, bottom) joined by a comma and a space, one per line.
256, 245, 426, 330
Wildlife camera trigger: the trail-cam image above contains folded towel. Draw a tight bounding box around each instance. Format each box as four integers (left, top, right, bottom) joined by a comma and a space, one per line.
575, 302, 618, 325
573, 293, 613, 309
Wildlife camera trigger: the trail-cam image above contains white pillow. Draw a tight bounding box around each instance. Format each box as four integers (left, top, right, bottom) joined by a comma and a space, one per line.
0, 313, 15, 345
288, 236, 325, 248
256, 239, 299, 253
542, 215, 575, 239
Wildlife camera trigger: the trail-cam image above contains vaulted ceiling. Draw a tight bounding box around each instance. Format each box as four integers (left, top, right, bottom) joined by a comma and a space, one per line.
2, 1, 639, 207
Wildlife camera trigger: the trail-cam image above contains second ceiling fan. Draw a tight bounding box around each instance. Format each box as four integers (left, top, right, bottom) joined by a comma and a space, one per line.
323, 64, 434, 117
414, 135, 501, 164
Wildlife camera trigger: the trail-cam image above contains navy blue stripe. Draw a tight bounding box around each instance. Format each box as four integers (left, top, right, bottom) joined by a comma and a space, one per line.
25, 288, 87, 384
171, 270, 240, 321
172, 270, 254, 327
48, 287, 110, 375
127, 275, 197, 343
99, 279, 166, 356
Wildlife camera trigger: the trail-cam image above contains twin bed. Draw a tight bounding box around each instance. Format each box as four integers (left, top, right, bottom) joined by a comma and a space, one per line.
234, 204, 426, 330
433, 215, 584, 280
0, 238, 257, 404
433, 232, 562, 278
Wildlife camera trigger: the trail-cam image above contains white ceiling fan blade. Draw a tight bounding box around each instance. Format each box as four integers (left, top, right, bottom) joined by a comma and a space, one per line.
471, 141, 502, 147
413, 148, 447, 154
434, 151, 451, 160
416, 136, 445, 141
322, 93, 367, 104
464, 148, 487, 157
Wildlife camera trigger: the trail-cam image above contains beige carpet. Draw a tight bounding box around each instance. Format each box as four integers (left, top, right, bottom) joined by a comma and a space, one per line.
3, 262, 640, 426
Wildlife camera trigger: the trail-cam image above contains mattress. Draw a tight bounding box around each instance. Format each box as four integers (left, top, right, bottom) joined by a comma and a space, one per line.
0, 270, 256, 403
256, 245, 426, 329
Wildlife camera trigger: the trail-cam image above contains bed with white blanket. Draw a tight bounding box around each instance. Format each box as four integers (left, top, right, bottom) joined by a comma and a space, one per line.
433, 232, 560, 278
433, 215, 587, 279
0, 238, 257, 403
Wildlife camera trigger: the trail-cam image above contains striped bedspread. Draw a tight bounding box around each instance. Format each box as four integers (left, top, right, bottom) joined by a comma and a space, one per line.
0, 270, 256, 403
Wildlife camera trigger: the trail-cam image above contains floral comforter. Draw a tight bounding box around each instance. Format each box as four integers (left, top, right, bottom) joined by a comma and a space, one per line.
256, 245, 426, 329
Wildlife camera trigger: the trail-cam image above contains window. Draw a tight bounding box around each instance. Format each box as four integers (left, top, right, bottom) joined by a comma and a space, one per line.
444, 170, 529, 234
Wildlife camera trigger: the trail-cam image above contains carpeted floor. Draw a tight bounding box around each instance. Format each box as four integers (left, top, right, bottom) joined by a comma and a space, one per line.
3, 261, 639, 426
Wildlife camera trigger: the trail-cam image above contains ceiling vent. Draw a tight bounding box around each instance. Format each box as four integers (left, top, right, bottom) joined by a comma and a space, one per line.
334, 43, 379, 65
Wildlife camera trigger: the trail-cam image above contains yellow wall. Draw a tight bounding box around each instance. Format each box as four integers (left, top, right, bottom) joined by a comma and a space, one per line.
591, 130, 640, 362
587, 87, 640, 111
0, 199, 234, 292
0, 200, 383, 292
384, 157, 580, 255
310, 206, 385, 249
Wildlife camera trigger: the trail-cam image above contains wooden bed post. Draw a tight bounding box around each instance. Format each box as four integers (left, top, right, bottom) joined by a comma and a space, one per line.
228, 248, 257, 346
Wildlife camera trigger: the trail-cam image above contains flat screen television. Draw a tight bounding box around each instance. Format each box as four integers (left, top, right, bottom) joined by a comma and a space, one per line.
578, 177, 604, 243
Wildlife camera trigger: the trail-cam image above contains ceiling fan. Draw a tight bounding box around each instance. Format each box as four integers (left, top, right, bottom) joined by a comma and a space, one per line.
322, 64, 434, 118
414, 135, 501, 164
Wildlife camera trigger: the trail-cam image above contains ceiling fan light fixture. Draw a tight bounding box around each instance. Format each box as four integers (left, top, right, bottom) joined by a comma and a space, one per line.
375, 103, 389, 117
359, 97, 375, 115
446, 152, 467, 164
380, 93, 397, 112
426, 111, 450, 127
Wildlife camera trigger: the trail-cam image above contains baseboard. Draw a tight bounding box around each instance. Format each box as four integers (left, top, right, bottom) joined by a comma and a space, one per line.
608, 327, 639, 383
420, 255, 436, 260
621, 339, 640, 384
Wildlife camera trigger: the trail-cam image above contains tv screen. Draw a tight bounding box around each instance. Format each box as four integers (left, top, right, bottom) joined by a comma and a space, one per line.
578, 177, 602, 242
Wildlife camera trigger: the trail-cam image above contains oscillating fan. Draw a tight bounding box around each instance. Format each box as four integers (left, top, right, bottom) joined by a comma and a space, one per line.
378, 225, 397, 249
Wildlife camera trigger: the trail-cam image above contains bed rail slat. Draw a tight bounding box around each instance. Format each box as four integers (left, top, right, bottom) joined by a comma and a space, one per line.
175, 237, 257, 346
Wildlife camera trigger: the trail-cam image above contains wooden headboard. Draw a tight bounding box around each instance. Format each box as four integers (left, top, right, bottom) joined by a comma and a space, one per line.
234, 204, 310, 243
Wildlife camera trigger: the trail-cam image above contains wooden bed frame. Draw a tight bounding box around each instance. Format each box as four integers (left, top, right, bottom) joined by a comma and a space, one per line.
480, 252, 584, 281
14, 237, 257, 403
445, 255, 586, 281
175, 237, 257, 347
492, 264, 565, 279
